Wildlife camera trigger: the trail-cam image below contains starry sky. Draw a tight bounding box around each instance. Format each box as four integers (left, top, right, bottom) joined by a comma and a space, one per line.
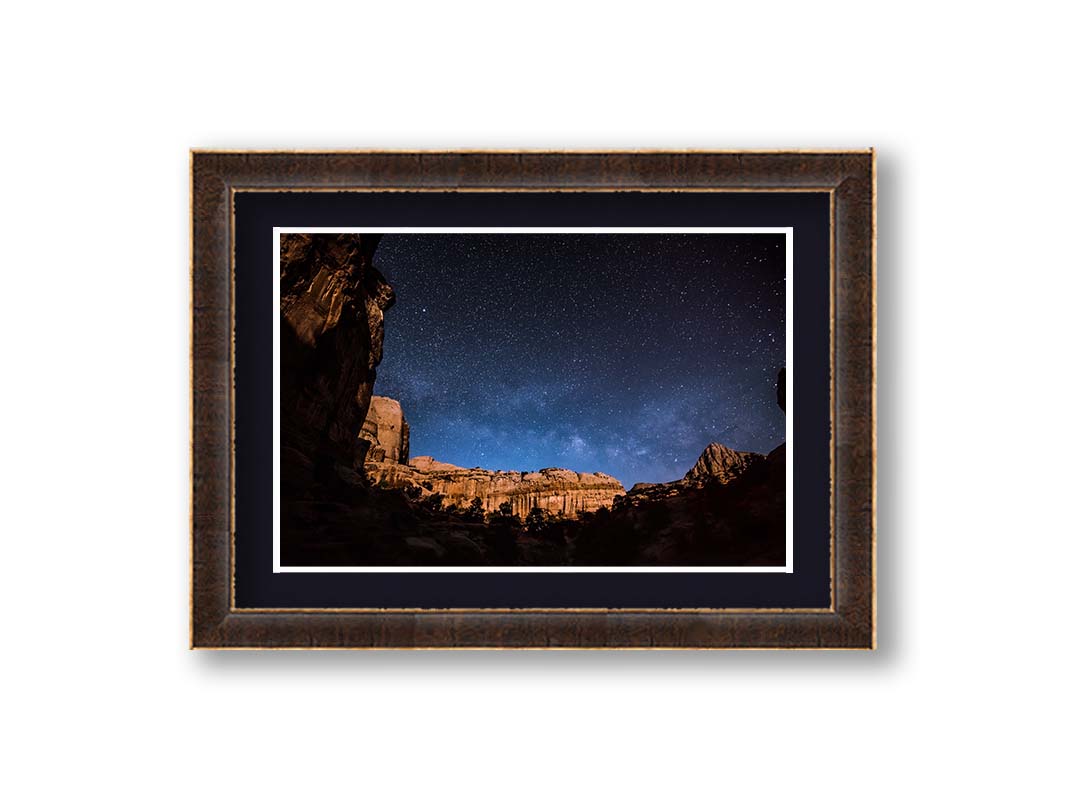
371, 233, 785, 490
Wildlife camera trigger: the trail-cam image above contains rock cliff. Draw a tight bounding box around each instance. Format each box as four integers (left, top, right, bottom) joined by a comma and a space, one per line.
366, 460, 624, 519
359, 396, 410, 465
279, 233, 394, 472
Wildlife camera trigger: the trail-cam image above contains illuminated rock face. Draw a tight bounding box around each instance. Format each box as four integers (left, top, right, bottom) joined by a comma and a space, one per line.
358, 396, 409, 465
366, 458, 624, 520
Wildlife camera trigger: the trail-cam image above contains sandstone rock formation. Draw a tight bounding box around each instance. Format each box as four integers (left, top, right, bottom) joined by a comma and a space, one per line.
366, 461, 624, 519
358, 396, 410, 465
279, 233, 394, 472
684, 442, 763, 485
359, 398, 625, 518
408, 456, 462, 472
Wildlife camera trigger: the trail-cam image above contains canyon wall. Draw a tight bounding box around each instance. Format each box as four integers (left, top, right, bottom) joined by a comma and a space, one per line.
358, 396, 410, 465
279, 233, 394, 472
366, 457, 624, 519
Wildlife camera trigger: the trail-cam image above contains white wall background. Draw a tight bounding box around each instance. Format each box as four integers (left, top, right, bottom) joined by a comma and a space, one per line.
2, 2, 1063, 798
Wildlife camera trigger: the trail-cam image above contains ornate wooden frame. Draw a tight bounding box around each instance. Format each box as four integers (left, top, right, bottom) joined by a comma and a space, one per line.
191, 150, 875, 649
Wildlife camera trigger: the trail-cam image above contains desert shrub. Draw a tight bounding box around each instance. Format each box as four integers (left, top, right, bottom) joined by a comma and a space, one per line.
525, 506, 549, 534
463, 497, 485, 524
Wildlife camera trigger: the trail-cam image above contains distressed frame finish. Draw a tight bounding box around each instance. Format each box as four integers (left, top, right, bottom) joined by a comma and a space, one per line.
191, 150, 875, 649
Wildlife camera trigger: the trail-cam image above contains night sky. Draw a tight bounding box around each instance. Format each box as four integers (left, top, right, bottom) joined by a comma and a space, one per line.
372, 233, 785, 490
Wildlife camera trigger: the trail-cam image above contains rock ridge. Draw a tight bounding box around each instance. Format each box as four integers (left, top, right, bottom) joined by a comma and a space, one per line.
366, 460, 625, 519
684, 441, 763, 485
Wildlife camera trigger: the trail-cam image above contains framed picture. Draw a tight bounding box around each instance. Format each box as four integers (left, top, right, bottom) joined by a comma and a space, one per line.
191, 150, 876, 649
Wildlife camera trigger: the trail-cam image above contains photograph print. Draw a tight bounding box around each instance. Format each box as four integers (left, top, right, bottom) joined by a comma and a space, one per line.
277, 228, 791, 572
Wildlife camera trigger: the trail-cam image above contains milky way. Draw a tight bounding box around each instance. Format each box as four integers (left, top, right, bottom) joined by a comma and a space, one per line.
371, 233, 785, 490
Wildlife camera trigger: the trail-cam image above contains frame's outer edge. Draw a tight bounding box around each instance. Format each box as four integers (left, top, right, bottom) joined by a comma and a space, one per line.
190, 151, 875, 649
829, 152, 876, 649
192, 154, 235, 647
